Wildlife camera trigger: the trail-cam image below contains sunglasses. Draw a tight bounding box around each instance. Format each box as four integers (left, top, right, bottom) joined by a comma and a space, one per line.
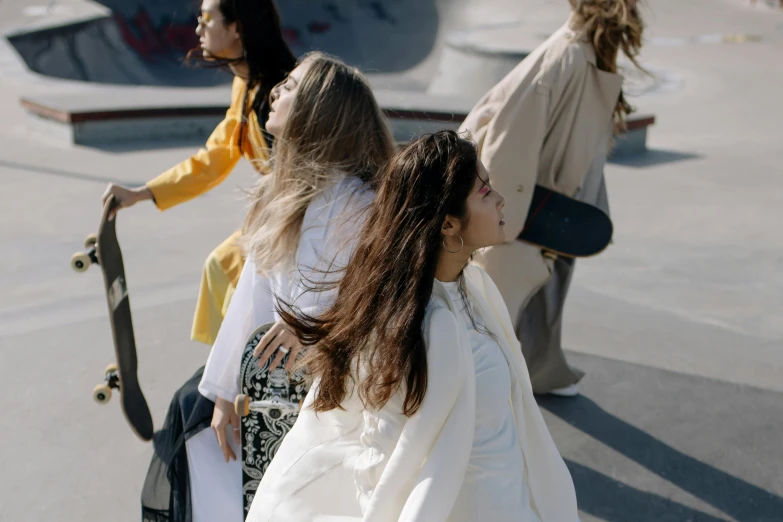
197, 10, 224, 26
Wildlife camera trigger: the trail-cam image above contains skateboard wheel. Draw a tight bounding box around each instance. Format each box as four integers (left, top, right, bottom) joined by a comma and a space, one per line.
93, 384, 112, 404
84, 234, 98, 249
235, 394, 250, 417
104, 363, 118, 377
70, 252, 91, 273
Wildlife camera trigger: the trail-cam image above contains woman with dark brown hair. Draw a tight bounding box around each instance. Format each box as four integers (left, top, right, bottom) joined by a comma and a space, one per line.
245, 131, 578, 522
460, 0, 645, 397
104, 0, 296, 347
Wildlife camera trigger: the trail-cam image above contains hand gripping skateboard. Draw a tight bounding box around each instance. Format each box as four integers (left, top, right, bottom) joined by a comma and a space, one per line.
234, 322, 307, 516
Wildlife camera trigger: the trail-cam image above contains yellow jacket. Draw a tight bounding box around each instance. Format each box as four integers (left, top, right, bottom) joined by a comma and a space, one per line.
146, 76, 269, 211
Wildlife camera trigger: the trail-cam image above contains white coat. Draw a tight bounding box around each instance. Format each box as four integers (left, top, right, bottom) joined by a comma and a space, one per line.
245, 264, 578, 522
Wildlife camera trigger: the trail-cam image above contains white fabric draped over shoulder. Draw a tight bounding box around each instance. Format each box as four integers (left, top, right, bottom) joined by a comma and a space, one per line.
198, 175, 374, 403
246, 264, 578, 522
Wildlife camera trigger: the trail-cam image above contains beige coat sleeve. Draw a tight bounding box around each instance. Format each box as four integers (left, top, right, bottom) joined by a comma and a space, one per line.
460, 43, 589, 240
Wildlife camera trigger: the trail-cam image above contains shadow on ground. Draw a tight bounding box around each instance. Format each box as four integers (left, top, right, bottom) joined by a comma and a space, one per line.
609, 148, 701, 168
0, 159, 145, 186
539, 395, 783, 522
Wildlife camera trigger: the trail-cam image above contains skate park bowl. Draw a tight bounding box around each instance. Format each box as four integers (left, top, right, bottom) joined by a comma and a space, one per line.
8, 0, 654, 152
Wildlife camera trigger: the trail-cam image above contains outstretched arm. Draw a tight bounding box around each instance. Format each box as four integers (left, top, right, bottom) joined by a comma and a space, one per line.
144, 77, 249, 211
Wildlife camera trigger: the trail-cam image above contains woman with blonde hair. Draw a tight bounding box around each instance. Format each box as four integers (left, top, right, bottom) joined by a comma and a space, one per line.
244, 130, 577, 522
460, 0, 645, 396
195, 51, 395, 521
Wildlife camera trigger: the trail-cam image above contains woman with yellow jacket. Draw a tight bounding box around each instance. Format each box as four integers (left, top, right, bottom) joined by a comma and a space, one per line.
99, 2, 296, 521
103, 0, 296, 347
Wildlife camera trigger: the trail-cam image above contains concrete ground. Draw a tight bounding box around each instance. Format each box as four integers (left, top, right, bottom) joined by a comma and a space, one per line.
0, 0, 781, 521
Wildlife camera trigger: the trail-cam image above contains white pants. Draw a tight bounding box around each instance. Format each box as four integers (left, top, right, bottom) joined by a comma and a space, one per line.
186, 426, 244, 522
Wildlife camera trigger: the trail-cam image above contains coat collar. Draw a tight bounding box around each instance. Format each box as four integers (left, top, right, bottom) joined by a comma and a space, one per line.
556, 17, 625, 112
563, 12, 647, 72
562, 15, 598, 67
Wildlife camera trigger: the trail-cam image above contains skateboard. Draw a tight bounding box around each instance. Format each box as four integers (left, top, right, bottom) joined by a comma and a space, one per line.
70, 196, 154, 442
518, 185, 613, 258
234, 322, 307, 516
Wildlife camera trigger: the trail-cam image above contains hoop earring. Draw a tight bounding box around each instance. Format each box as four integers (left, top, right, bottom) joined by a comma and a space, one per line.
442, 235, 464, 254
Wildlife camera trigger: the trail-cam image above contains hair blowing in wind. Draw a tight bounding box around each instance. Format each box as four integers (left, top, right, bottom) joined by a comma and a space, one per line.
279, 131, 479, 416
243, 52, 394, 275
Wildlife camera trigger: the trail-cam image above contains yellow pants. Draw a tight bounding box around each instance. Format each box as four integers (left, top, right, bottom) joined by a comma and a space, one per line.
191, 230, 245, 345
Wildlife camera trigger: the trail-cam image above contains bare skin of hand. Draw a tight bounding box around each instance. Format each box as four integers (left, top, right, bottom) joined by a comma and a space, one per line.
211, 397, 241, 463
253, 321, 304, 371
101, 183, 154, 218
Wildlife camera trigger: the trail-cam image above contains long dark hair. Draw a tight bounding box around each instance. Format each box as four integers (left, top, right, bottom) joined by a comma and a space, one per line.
280, 131, 478, 416
187, 0, 296, 125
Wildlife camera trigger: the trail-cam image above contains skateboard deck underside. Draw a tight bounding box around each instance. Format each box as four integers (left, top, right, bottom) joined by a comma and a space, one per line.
518, 185, 613, 258
97, 209, 154, 441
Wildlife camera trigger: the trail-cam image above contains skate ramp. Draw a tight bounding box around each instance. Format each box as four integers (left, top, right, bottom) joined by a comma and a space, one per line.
13, 1, 658, 154
6, 0, 230, 86
5, 0, 547, 88
277, 0, 438, 81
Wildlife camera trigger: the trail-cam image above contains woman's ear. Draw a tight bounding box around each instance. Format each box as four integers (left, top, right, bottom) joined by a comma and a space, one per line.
229, 21, 241, 41
441, 215, 462, 237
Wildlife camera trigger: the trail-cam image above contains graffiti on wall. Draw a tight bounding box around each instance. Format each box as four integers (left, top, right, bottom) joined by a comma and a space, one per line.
277, 1, 400, 49
113, 8, 198, 62
111, 1, 404, 63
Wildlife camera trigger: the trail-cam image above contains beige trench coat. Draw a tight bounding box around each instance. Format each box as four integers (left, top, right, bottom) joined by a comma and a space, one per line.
459, 20, 623, 327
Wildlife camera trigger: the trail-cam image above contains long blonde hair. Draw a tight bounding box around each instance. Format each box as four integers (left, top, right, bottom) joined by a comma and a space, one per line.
569, 0, 645, 123
243, 52, 395, 275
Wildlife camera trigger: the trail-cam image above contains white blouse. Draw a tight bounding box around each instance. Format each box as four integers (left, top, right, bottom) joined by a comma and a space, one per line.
442, 282, 535, 522
198, 175, 374, 403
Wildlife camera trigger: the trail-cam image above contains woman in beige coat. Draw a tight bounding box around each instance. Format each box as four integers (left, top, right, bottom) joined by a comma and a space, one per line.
460, 0, 645, 395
